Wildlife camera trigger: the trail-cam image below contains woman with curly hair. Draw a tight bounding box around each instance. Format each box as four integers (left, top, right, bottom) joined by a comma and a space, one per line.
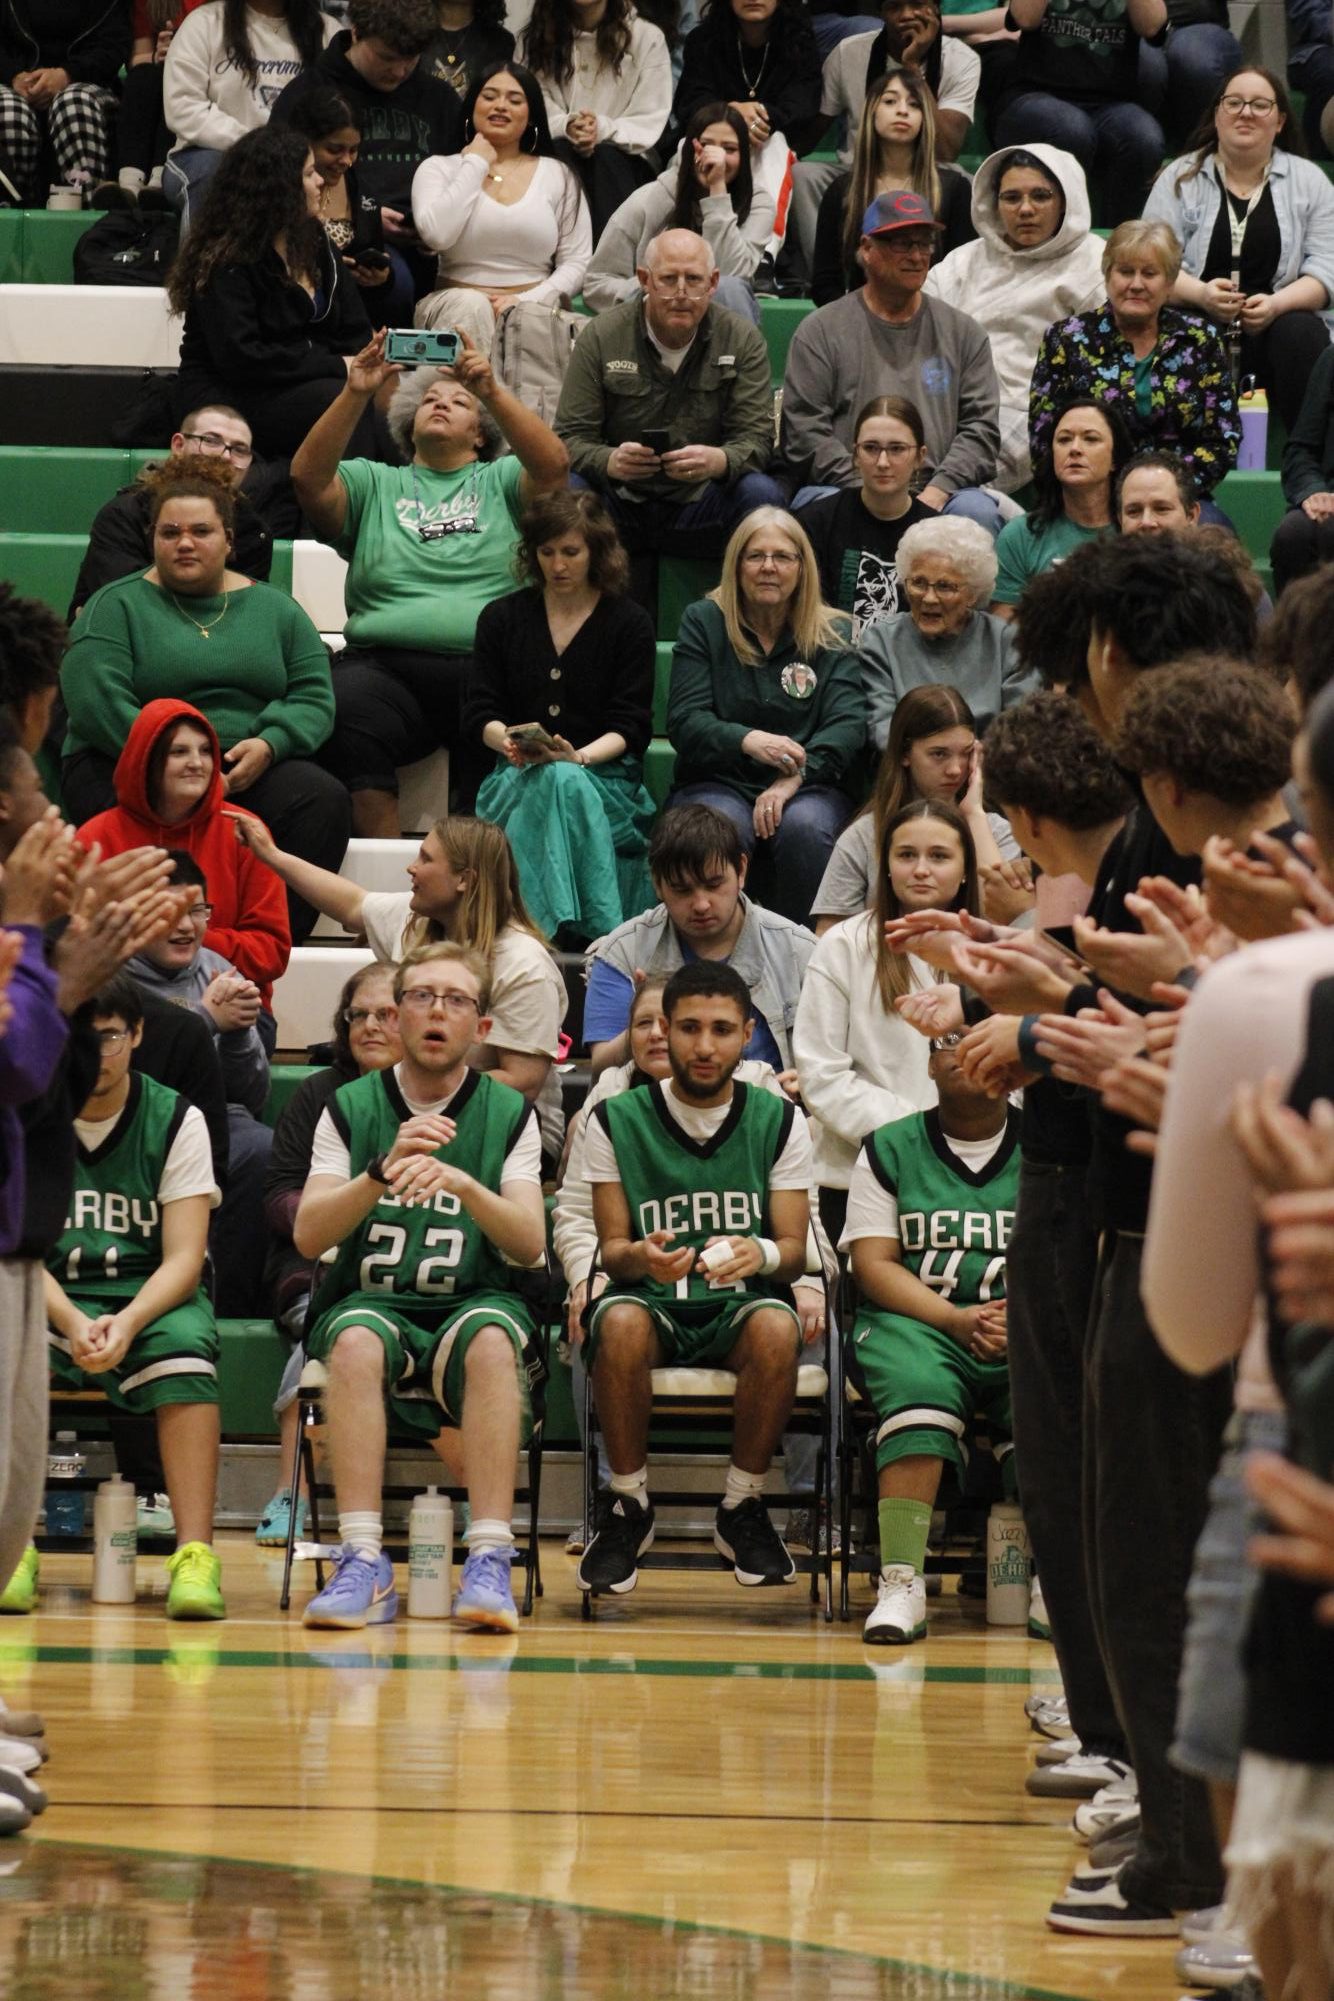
462, 489, 656, 941
412, 60, 591, 353
521, 0, 671, 239
169, 124, 381, 459
584, 100, 773, 313
810, 64, 972, 304
291, 326, 569, 834
163, 0, 337, 220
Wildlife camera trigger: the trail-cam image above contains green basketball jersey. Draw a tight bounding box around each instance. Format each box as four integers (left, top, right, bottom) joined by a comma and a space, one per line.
863, 1108, 1021, 1308
594, 1080, 795, 1311
50, 1073, 196, 1301
320, 1067, 532, 1307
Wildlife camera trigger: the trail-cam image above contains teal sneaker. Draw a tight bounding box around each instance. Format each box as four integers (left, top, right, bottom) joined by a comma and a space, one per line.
255, 1491, 308, 1547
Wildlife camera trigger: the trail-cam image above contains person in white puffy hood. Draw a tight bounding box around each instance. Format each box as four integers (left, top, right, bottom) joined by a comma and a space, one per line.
923, 143, 1104, 492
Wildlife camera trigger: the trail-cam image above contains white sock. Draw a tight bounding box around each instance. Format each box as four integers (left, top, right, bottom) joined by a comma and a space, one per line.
608, 1466, 649, 1509
119, 166, 145, 192
338, 1511, 382, 1561
465, 1517, 514, 1556
721, 1465, 766, 1511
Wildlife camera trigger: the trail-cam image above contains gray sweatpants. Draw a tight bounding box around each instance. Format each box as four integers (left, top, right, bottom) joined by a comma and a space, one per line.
0, 1259, 48, 1590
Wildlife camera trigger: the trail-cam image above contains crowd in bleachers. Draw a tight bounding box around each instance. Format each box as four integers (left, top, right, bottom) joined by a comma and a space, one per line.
3, 0, 1334, 1988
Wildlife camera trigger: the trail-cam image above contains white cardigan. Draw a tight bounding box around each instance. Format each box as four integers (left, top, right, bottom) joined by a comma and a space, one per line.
411, 150, 592, 302
793, 913, 937, 1190
532, 16, 672, 156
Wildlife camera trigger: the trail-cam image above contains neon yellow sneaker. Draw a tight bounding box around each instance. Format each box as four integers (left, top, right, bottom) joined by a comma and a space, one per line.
0, 1547, 39, 1616
165, 1542, 225, 1621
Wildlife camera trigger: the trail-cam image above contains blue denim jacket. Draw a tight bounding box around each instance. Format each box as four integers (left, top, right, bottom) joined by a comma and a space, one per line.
1143, 148, 1334, 331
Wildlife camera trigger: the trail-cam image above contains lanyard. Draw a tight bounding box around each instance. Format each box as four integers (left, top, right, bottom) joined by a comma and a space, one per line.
1217, 162, 1270, 276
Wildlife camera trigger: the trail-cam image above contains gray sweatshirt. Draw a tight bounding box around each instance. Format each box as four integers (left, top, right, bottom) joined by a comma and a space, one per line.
129, 944, 269, 1118
858, 609, 1037, 748
779, 288, 999, 495
582, 167, 776, 312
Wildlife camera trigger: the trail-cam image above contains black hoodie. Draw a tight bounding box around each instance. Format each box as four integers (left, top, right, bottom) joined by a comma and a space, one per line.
270, 30, 464, 212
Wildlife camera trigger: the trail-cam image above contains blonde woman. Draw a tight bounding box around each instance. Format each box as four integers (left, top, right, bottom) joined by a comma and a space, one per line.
234, 812, 569, 1154
812, 65, 974, 305
664, 506, 866, 925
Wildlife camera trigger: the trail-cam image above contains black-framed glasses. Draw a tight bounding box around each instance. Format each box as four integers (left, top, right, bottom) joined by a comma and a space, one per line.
181, 431, 254, 462
399, 988, 481, 1014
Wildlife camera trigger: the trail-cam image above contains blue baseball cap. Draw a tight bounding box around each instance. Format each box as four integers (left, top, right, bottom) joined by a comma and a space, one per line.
862, 189, 943, 236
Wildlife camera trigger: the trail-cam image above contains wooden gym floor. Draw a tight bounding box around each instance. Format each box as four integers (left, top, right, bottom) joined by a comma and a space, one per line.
0, 1537, 1178, 2001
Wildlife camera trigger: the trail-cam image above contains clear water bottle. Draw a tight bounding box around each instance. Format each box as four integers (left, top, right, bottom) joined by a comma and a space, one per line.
407, 1486, 453, 1619
45, 1431, 86, 1538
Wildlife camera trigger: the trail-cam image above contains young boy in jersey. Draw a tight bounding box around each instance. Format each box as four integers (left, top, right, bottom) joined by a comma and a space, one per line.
297, 942, 546, 1635
842, 1032, 1020, 1646
581, 961, 814, 1597
41, 975, 224, 1622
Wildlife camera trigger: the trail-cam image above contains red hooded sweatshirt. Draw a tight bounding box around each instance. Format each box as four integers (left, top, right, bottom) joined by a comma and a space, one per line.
77, 699, 291, 1008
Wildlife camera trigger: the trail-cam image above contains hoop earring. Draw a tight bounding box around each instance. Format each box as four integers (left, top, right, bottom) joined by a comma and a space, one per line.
464, 116, 474, 139
524, 126, 538, 152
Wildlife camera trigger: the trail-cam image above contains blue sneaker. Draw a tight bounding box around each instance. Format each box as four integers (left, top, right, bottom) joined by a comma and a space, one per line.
451, 1549, 519, 1633
255, 1492, 309, 1547
302, 1548, 398, 1629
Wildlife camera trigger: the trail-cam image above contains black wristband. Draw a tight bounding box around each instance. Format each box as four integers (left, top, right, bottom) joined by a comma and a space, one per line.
366, 1153, 390, 1185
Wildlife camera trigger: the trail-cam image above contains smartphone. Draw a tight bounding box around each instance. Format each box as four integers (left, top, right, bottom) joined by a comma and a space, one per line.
384, 327, 461, 367
507, 723, 559, 750
640, 429, 671, 458
1040, 925, 1091, 973
354, 247, 391, 272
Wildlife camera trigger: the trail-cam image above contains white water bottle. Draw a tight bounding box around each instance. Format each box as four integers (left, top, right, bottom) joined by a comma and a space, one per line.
92, 1478, 138, 1604
407, 1486, 452, 1619
986, 1502, 1031, 1626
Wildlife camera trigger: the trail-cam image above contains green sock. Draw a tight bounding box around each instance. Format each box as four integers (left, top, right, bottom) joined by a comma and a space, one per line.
878, 1497, 932, 1575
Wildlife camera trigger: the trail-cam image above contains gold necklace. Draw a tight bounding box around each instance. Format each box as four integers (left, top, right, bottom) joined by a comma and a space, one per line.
167, 587, 231, 639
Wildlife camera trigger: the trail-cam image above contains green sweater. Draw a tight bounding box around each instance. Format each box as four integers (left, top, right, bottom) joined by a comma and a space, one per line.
62, 576, 335, 765
665, 598, 866, 801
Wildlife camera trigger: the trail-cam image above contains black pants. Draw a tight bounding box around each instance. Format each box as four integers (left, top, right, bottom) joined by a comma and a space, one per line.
173, 375, 390, 463
323, 645, 487, 814
1084, 1231, 1233, 1910
1006, 1159, 1126, 1760
1238, 310, 1332, 433
116, 61, 171, 176
1270, 504, 1334, 595
60, 749, 350, 944
553, 137, 654, 243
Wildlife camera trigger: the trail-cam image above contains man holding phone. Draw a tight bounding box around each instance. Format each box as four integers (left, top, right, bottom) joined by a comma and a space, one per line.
554, 229, 785, 558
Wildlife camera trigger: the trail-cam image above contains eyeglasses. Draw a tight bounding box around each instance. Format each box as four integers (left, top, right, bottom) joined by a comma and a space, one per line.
344, 1005, 398, 1027
856, 441, 917, 460
741, 549, 800, 568
399, 988, 481, 1014
94, 1028, 133, 1048
929, 1031, 964, 1052
997, 188, 1057, 208
649, 272, 711, 294
904, 575, 964, 599
181, 431, 254, 462
182, 902, 213, 924
1219, 93, 1277, 114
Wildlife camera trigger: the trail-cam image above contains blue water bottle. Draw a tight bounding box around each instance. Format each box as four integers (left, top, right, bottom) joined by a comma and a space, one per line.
44, 1432, 86, 1537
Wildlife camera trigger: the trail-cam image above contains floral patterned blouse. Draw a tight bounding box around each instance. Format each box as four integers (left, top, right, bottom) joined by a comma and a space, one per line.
1027, 303, 1241, 496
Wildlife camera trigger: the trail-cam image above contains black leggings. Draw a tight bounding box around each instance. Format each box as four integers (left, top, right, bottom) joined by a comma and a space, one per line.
60, 750, 350, 943
323, 645, 488, 813
116, 62, 172, 177
173, 374, 391, 462
1239, 309, 1332, 433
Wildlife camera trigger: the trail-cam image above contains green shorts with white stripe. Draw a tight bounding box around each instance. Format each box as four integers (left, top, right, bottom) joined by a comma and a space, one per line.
848, 1309, 1014, 1489
49, 1292, 220, 1412
306, 1288, 537, 1440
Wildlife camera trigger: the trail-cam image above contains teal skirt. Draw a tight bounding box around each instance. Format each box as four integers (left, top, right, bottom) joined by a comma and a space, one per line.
475, 756, 656, 942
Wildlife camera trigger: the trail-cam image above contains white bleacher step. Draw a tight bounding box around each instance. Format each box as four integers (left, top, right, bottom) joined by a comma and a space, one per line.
0, 285, 180, 367
312, 837, 417, 939
290, 539, 348, 633
272, 944, 372, 1052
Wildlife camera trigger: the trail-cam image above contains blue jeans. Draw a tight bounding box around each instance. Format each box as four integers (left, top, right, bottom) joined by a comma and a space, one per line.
994, 92, 1164, 226
713, 273, 760, 325
669, 779, 853, 926
1139, 23, 1242, 146
809, 10, 880, 59
163, 143, 225, 232
591, 468, 788, 558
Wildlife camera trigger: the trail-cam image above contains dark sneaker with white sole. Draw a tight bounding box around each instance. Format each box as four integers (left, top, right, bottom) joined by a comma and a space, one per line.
1047, 1860, 1178, 1937
713, 1497, 795, 1585
577, 1494, 655, 1594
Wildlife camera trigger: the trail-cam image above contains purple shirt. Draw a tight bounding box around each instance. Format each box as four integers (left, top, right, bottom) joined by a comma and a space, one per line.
0, 927, 68, 1259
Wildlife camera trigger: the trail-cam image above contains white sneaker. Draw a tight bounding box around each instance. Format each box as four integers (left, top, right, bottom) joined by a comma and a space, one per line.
1025, 1687, 1066, 1722
863, 1564, 926, 1645
1073, 1783, 1140, 1841
1028, 1574, 1051, 1638
137, 1492, 174, 1536
1026, 1752, 1134, 1798
1034, 1733, 1083, 1765
0, 1738, 42, 1776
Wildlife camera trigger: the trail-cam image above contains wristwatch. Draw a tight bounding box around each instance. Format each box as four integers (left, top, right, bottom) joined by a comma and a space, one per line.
366, 1153, 390, 1185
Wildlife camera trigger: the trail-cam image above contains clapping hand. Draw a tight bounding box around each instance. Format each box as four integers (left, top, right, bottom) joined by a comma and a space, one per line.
1246, 1454, 1334, 1624
1231, 1076, 1334, 1197
895, 983, 965, 1039
1, 809, 81, 926
1032, 988, 1148, 1089
202, 971, 262, 1031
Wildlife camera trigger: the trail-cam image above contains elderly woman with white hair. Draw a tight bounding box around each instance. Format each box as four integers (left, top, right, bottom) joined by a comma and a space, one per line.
665, 505, 866, 924
857, 515, 1036, 749
291, 327, 569, 833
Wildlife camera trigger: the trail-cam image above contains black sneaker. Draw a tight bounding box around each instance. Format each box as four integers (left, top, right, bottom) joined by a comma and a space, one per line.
1046, 1860, 1178, 1937
576, 1494, 654, 1595
713, 1496, 796, 1585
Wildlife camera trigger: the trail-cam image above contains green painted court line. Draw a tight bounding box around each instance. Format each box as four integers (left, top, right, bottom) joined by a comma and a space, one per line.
0, 1641, 1062, 1684
38, 1836, 1095, 2001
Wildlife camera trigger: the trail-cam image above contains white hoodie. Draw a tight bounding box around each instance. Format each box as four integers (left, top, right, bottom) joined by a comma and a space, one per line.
923, 143, 1105, 493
